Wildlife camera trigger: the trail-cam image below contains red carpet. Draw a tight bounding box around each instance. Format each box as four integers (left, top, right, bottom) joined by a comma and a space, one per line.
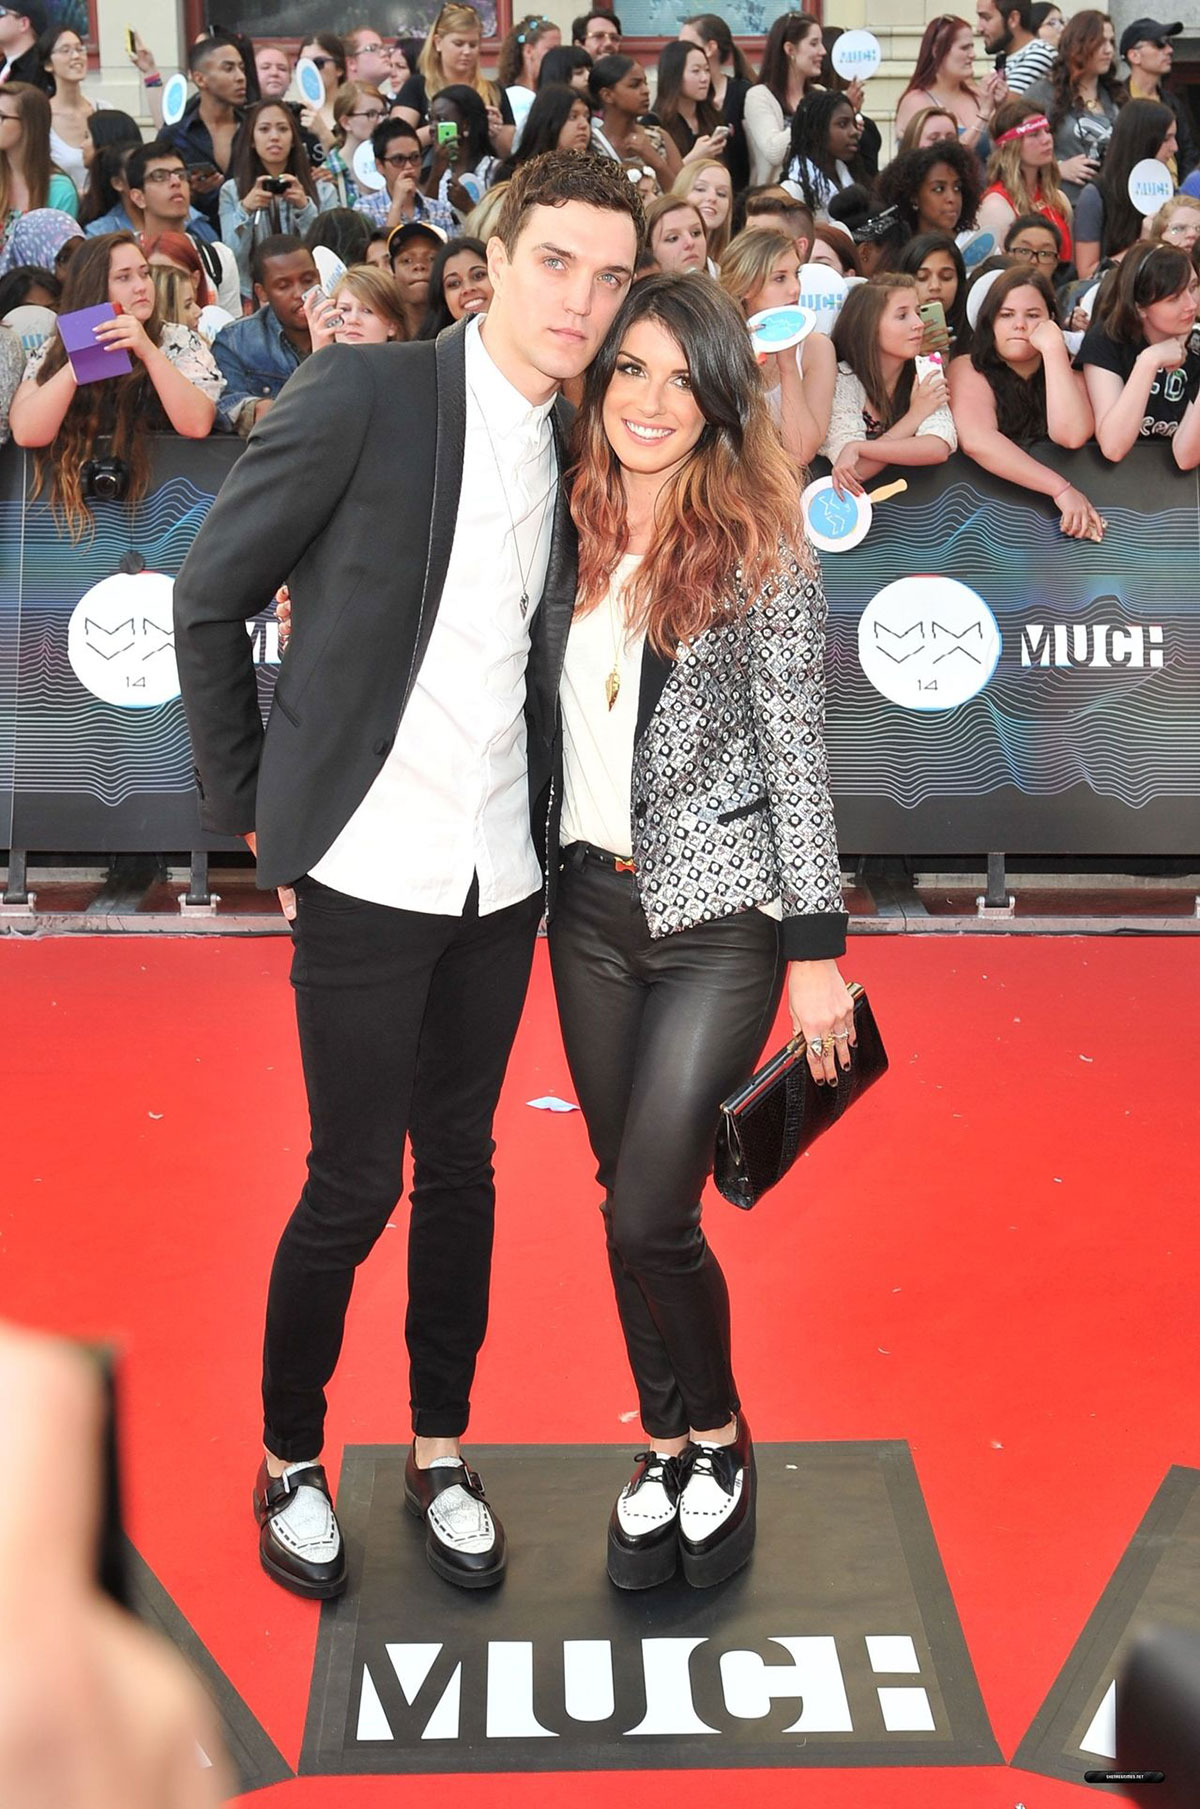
4, 931, 1196, 1805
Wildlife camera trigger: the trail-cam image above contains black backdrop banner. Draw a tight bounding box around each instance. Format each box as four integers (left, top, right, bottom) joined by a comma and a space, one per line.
0, 437, 1197, 861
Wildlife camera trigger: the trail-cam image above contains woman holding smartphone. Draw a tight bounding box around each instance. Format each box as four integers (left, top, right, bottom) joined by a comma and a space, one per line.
651, 41, 730, 167
551, 273, 851, 1590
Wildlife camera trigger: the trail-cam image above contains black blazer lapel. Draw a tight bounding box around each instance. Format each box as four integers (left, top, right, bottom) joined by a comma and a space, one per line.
636, 640, 674, 743
400, 318, 468, 712
528, 399, 578, 728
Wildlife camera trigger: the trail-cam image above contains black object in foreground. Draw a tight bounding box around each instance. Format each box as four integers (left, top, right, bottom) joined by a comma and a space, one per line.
714, 983, 888, 1209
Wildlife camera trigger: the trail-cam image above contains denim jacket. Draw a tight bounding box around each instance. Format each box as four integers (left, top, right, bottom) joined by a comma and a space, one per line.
212, 305, 307, 435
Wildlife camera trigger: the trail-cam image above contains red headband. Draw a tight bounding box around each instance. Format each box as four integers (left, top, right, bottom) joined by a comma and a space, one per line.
995, 113, 1051, 144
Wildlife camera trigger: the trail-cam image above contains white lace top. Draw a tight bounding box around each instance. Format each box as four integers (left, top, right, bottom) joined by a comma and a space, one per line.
23, 321, 225, 402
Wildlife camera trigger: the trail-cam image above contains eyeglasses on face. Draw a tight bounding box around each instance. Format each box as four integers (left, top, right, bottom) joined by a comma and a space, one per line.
143, 167, 188, 183
382, 149, 421, 167
348, 109, 385, 122
355, 41, 385, 54
1164, 220, 1200, 236
309, 55, 337, 68
1009, 243, 1058, 262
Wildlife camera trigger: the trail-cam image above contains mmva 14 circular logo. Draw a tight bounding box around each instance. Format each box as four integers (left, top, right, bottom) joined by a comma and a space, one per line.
857, 575, 1001, 710
67, 571, 181, 708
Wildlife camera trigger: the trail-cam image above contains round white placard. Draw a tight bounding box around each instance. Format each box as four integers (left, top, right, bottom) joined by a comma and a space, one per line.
831, 30, 882, 81
747, 304, 816, 353
161, 73, 189, 126
1128, 157, 1173, 216
802, 476, 873, 553
858, 575, 1001, 710
295, 56, 326, 108
957, 228, 995, 269
352, 137, 387, 191
797, 261, 848, 331
68, 572, 181, 709
312, 245, 348, 295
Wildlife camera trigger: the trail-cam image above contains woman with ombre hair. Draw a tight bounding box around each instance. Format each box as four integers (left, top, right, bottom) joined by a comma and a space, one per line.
1023, 10, 1124, 201
894, 15, 998, 153
551, 272, 850, 1593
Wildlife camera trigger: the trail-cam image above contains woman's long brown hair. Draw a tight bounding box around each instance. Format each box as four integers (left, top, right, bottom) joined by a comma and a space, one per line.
0, 83, 56, 216
570, 273, 805, 657
30, 231, 167, 541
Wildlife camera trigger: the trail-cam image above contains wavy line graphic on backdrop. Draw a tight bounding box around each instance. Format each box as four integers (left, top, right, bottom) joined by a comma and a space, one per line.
822, 481, 1200, 806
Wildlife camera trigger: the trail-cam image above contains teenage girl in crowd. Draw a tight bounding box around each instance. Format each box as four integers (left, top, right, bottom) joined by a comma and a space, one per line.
949, 263, 1104, 537
718, 224, 835, 464
671, 156, 733, 263
743, 12, 825, 186
1077, 241, 1200, 467
821, 273, 957, 496
220, 101, 326, 299
9, 232, 221, 534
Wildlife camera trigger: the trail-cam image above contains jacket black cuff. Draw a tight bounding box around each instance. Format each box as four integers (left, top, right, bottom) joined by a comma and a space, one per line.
780, 911, 849, 960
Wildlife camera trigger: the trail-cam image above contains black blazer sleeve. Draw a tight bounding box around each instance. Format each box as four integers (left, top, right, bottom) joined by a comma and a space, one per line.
172, 348, 374, 837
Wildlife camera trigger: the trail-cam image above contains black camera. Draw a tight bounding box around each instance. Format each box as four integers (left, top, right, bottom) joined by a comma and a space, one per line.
80, 457, 130, 503
262, 174, 290, 194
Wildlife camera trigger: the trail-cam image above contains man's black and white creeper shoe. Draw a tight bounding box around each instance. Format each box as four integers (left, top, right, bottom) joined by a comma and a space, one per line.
404, 1445, 507, 1589
253, 1458, 347, 1599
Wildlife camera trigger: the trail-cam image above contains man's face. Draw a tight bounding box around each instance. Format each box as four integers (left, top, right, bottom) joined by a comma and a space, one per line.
196, 45, 247, 107
377, 130, 421, 195
391, 238, 436, 308
132, 157, 191, 224
255, 46, 291, 98
347, 30, 390, 86
1129, 34, 1174, 79
976, 0, 1013, 54
0, 9, 30, 51
256, 251, 319, 331
583, 14, 621, 57
484, 199, 637, 398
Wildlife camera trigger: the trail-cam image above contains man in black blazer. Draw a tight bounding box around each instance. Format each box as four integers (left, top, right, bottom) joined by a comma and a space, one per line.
173, 153, 642, 1599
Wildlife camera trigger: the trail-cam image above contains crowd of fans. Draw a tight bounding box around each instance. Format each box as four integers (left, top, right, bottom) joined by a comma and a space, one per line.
0, 0, 1198, 544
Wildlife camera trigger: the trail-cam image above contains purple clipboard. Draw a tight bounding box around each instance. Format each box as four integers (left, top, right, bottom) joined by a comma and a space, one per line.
58, 304, 133, 384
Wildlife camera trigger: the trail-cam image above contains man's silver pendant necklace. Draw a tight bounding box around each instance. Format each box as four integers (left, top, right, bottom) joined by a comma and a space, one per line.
470, 386, 553, 618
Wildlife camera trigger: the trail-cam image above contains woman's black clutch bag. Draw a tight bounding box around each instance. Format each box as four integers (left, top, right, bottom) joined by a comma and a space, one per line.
713, 983, 888, 1210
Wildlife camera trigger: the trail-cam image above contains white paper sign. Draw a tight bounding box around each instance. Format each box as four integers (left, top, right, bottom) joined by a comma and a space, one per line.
831, 30, 882, 82
797, 260, 848, 330
295, 56, 326, 108
352, 137, 387, 191
1128, 157, 1173, 216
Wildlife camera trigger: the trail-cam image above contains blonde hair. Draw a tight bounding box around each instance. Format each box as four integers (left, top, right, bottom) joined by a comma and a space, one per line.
1148, 192, 1200, 242
985, 100, 1072, 227
332, 263, 408, 338
151, 265, 196, 329
671, 157, 733, 261
718, 227, 799, 313
418, 4, 499, 107
464, 179, 509, 241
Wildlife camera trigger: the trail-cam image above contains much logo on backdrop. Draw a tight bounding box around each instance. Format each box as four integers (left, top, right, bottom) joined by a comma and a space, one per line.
0, 440, 1197, 857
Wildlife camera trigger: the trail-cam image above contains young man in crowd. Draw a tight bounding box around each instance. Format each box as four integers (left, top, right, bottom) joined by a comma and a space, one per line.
0, 0, 50, 90
173, 153, 642, 1601
355, 116, 458, 236
163, 36, 247, 230
125, 139, 241, 314
211, 234, 316, 434
572, 9, 622, 58
1121, 17, 1197, 180
388, 218, 445, 337
976, 0, 1056, 93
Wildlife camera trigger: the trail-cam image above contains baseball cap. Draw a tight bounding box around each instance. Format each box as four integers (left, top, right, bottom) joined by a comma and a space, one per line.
1119, 17, 1183, 57
387, 219, 447, 259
